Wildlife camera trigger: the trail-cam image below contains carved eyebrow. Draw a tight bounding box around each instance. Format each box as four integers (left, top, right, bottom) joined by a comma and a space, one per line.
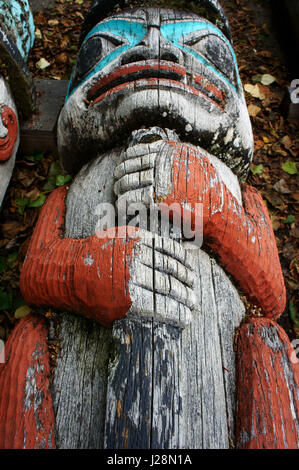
160, 21, 241, 91
84, 19, 147, 43
161, 21, 229, 43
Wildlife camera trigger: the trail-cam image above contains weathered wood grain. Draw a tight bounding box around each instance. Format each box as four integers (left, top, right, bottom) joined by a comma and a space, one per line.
51, 149, 245, 449
236, 318, 299, 449
52, 314, 112, 449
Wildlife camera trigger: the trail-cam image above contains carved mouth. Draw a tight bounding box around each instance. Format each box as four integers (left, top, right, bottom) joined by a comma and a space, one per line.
0, 106, 18, 162
0, 137, 9, 149
86, 61, 226, 110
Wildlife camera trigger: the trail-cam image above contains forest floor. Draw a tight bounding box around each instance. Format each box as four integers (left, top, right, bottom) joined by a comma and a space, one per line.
0, 0, 298, 342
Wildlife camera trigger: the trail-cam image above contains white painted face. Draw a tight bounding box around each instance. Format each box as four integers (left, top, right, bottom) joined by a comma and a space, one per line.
58, 8, 253, 179
0, 76, 19, 207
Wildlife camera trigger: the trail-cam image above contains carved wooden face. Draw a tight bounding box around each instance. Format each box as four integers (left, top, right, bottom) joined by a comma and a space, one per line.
0, 77, 19, 206
58, 8, 253, 178
0, 105, 18, 163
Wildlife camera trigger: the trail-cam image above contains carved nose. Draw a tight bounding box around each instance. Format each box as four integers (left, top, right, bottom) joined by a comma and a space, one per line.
121, 26, 183, 66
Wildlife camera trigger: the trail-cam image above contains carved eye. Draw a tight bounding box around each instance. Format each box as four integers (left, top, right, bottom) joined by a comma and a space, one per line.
76, 36, 103, 79
186, 35, 237, 85
69, 34, 125, 92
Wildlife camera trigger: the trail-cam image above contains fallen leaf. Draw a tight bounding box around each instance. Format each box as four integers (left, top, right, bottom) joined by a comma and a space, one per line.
48, 19, 59, 26
36, 58, 50, 70
262, 190, 287, 210
27, 194, 47, 208
56, 52, 69, 64
269, 212, 281, 231
254, 140, 265, 151
252, 74, 263, 83
14, 305, 31, 319
35, 28, 42, 39
283, 215, 295, 224
248, 104, 261, 117
251, 164, 264, 175
273, 179, 292, 194
244, 83, 266, 99
281, 135, 293, 150
283, 243, 296, 262
1, 221, 25, 239
290, 225, 299, 239
282, 161, 298, 175
260, 74, 276, 86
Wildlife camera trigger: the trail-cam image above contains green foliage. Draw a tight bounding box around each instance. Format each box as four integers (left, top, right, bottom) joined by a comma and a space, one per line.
25, 150, 44, 163
44, 160, 72, 191
7, 252, 18, 269
16, 197, 30, 215
251, 164, 264, 175
0, 257, 6, 274
283, 215, 295, 224
0, 287, 13, 312
282, 161, 298, 175
16, 194, 46, 214
0, 287, 26, 314
27, 194, 46, 208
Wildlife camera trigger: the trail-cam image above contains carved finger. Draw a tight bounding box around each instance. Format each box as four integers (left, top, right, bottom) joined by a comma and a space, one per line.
138, 247, 195, 288
114, 168, 154, 196
155, 294, 193, 328
123, 141, 166, 160
131, 261, 154, 292
116, 186, 155, 210
154, 270, 196, 310
152, 235, 195, 270
128, 282, 193, 329
114, 153, 156, 180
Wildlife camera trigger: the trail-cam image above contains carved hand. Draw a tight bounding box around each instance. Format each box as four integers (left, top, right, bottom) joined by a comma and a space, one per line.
20, 186, 196, 328
114, 140, 169, 209
115, 140, 286, 319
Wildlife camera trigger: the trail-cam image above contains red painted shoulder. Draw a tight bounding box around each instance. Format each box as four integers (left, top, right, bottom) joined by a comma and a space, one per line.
20, 187, 139, 327
0, 314, 55, 449
163, 142, 286, 318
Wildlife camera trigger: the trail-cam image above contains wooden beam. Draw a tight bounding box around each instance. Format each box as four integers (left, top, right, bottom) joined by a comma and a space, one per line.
20, 79, 68, 156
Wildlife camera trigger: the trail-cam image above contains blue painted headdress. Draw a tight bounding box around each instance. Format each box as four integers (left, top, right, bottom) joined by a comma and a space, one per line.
0, 0, 35, 117
79, 0, 232, 46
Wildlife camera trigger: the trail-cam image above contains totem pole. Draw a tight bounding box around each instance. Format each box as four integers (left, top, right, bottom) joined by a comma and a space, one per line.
0, 0, 298, 449
0, 0, 35, 205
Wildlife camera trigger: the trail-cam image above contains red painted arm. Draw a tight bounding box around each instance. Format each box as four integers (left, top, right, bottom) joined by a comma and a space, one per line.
161, 142, 286, 319
20, 186, 137, 327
